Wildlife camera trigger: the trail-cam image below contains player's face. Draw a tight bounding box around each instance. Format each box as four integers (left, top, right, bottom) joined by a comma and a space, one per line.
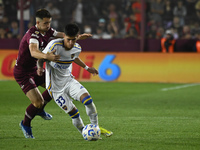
37, 18, 52, 33
64, 35, 78, 50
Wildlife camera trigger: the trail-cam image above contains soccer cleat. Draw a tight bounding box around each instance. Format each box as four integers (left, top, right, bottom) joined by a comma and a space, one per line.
37, 110, 52, 120
99, 127, 113, 137
19, 120, 35, 139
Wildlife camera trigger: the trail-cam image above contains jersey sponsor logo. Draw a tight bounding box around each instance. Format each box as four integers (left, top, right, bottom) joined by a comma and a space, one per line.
54, 63, 69, 69
31, 33, 39, 38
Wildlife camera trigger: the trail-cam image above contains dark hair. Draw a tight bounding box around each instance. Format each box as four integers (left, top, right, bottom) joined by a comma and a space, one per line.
64, 23, 79, 37
35, 9, 51, 19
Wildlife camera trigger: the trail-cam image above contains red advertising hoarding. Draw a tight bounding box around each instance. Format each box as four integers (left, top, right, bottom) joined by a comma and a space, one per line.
0, 50, 200, 83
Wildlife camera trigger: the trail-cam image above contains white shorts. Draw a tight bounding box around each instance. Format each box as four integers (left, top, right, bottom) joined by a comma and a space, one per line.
52, 78, 89, 113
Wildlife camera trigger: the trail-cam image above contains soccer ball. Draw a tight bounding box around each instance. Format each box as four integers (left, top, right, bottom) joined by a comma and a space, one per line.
82, 124, 101, 141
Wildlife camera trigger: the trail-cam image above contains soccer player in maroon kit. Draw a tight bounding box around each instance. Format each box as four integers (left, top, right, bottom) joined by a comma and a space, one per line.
14, 9, 91, 138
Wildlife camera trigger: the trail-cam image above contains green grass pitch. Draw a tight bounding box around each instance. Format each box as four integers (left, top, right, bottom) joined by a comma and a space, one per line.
0, 81, 200, 150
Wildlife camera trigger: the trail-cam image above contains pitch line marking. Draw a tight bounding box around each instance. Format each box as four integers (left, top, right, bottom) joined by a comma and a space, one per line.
161, 83, 200, 91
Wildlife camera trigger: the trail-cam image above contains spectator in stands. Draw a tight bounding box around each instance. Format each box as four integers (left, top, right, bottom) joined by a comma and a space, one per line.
107, 3, 119, 38
169, 16, 183, 39
173, 1, 187, 26
6, 31, 13, 39
131, 0, 142, 23
92, 26, 112, 39
123, 14, 139, 39
156, 27, 165, 39
149, 0, 164, 26
121, 0, 132, 18
180, 25, 192, 39
195, 0, 200, 20
83, 25, 92, 34
163, 0, 174, 29
0, 16, 9, 32
147, 23, 158, 39
0, 27, 6, 39
72, 0, 83, 33
161, 30, 176, 53
9, 20, 20, 39
98, 18, 108, 33
45, 2, 61, 30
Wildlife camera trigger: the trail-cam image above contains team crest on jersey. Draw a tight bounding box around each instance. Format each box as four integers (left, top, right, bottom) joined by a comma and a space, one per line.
35, 31, 39, 34
71, 54, 75, 59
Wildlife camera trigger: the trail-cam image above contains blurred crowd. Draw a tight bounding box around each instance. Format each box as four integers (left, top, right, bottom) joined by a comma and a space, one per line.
1, 0, 200, 40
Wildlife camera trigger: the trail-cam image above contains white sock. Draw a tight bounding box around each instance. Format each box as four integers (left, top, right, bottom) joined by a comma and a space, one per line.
85, 102, 98, 125
72, 117, 84, 133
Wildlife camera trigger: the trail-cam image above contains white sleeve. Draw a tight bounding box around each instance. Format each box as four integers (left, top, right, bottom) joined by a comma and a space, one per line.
53, 30, 58, 37
42, 40, 54, 54
29, 38, 39, 44
42, 46, 49, 54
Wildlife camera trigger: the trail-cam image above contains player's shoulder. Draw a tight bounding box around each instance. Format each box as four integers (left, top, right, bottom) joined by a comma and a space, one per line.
73, 43, 82, 51
28, 26, 40, 39
47, 38, 64, 49
49, 38, 63, 45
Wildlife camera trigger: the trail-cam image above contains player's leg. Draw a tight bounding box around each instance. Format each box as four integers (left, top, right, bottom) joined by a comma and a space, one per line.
24, 87, 44, 126
53, 93, 84, 134
36, 89, 53, 120
66, 79, 98, 125
19, 87, 44, 139
68, 79, 113, 137
80, 93, 113, 137
68, 107, 84, 133
35, 72, 52, 120
80, 93, 98, 125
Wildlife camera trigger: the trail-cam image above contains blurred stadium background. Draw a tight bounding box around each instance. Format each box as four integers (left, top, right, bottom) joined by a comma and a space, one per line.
1, 1, 200, 149
0, 0, 200, 82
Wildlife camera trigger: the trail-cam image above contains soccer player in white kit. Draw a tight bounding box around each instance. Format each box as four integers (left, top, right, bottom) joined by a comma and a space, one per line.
39, 23, 113, 138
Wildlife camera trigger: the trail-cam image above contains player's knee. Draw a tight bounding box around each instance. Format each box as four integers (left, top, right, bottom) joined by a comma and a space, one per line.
81, 95, 93, 105
32, 98, 44, 108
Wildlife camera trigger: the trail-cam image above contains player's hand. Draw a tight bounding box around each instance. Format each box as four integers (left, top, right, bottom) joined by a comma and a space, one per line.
78, 33, 92, 40
87, 67, 99, 76
46, 49, 60, 61
37, 67, 44, 76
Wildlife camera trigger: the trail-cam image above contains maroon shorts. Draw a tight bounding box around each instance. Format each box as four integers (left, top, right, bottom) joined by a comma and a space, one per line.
14, 67, 45, 94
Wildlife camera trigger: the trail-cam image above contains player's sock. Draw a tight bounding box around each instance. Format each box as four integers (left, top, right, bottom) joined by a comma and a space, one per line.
82, 96, 98, 125
23, 104, 40, 127
38, 90, 52, 113
69, 109, 84, 133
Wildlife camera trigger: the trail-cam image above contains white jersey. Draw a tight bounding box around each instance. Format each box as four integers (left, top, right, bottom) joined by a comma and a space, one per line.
42, 38, 81, 95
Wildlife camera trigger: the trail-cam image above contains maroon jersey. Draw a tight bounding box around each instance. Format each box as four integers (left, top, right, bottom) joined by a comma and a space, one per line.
15, 26, 56, 73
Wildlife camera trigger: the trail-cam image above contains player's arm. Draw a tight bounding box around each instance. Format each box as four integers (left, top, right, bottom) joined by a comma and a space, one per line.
77, 33, 92, 40
55, 32, 92, 40
55, 32, 65, 38
74, 57, 98, 75
29, 43, 60, 61
37, 59, 45, 76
